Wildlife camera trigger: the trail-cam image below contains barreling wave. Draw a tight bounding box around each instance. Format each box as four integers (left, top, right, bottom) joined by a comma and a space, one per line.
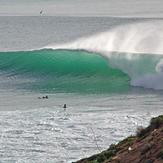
1, 20, 163, 93
45, 20, 163, 91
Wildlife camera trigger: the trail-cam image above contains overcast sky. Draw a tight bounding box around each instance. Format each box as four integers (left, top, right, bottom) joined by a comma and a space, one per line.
0, 0, 163, 17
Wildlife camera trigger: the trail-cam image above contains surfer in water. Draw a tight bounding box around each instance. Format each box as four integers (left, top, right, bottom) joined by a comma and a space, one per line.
38, 95, 48, 99
63, 104, 67, 111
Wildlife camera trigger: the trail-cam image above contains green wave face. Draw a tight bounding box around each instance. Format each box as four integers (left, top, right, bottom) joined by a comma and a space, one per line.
0, 50, 130, 94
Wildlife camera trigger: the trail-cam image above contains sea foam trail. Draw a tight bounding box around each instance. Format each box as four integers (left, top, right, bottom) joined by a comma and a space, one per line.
45, 20, 163, 90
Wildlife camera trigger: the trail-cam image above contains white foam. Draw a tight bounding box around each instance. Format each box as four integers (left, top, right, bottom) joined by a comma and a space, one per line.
45, 20, 163, 90
45, 20, 163, 55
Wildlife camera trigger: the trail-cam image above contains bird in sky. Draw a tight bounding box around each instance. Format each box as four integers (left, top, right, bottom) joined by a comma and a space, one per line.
40, 10, 43, 15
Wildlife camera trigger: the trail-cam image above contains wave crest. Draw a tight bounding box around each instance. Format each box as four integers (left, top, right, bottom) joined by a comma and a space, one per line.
45, 20, 163, 90
45, 20, 163, 55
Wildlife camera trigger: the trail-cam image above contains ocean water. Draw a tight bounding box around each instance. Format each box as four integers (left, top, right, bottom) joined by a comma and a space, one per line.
0, 16, 163, 162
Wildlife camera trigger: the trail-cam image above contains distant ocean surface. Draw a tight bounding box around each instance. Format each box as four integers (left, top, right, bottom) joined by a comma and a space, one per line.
0, 16, 163, 162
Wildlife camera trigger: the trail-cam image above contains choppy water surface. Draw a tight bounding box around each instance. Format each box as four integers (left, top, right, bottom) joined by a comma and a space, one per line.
0, 92, 162, 162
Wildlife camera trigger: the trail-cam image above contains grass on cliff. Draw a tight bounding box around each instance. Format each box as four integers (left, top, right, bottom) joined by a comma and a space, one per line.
136, 115, 163, 138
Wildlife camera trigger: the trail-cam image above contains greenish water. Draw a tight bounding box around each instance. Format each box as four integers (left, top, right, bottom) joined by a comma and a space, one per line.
0, 49, 130, 93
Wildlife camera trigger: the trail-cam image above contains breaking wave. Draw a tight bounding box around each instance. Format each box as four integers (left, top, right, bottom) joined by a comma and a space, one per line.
1, 20, 163, 93
45, 20, 163, 91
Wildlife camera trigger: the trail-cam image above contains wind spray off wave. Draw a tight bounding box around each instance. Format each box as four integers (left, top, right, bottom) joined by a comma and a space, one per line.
45, 20, 163, 90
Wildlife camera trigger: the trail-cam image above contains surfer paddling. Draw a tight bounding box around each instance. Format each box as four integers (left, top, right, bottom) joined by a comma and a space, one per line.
38, 95, 48, 99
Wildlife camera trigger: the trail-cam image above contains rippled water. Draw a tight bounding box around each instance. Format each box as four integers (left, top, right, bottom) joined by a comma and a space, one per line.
0, 91, 162, 162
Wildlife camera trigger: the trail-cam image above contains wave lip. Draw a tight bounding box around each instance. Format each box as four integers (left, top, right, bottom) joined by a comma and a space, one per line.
45, 20, 163, 55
